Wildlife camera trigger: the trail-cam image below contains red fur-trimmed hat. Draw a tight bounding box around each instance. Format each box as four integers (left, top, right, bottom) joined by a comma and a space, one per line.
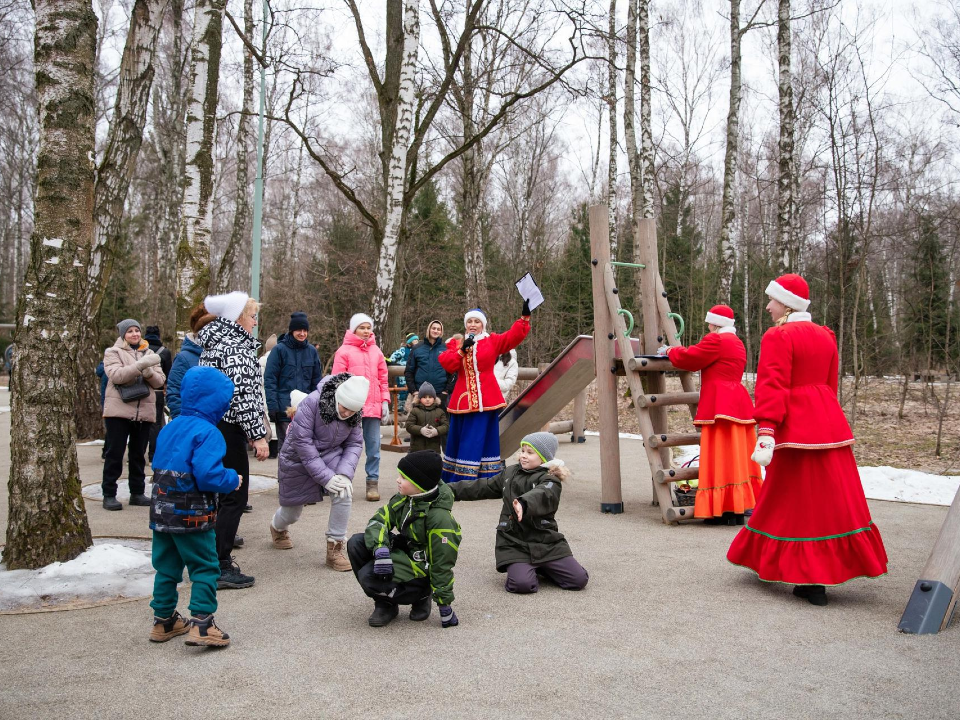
704, 305, 735, 327
765, 273, 810, 312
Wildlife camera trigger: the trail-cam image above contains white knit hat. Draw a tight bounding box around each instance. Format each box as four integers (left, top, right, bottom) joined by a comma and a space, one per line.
349, 313, 374, 334
204, 291, 250, 322
335, 375, 370, 412
289, 390, 308, 409
463, 308, 487, 330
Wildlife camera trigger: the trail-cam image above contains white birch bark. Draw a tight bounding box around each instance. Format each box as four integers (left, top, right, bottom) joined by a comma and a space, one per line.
607, 0, 618, 254
371, 0, 419, 331
638, 0, 654, 218
776, 0, 795, 272
717, 0, 743, 303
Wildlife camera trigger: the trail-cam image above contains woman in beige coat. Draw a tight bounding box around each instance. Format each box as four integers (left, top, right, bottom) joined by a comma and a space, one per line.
101, 318, 165, 511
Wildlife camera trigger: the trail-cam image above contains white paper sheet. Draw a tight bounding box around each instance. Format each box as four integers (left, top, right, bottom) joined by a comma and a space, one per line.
515, 272, 545, 311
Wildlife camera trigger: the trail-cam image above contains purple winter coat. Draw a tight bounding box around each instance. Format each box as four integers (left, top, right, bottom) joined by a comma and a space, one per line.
277, 374, 363, 506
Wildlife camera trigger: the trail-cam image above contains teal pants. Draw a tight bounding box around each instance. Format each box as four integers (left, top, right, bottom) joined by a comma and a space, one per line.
150, 530, 220, 617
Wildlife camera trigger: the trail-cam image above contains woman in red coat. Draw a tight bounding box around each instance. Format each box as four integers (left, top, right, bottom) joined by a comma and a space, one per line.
439, 305, 530, 483
661, 305, 761, 524
726, 274, 888, 606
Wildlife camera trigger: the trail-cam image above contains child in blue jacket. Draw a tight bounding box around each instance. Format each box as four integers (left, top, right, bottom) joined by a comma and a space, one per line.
149, 366, 240, 648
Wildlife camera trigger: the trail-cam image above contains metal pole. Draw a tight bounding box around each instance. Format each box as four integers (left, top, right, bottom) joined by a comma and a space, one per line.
249, 0, 270, 337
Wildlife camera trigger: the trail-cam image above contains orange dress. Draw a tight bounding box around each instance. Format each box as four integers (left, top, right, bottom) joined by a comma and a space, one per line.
667, 330, 762, 518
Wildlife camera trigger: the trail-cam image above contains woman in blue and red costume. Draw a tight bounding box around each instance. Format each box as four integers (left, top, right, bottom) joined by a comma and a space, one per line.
660, 304, 762, 525
439, 303, 531, 483
726, 274, 888, 606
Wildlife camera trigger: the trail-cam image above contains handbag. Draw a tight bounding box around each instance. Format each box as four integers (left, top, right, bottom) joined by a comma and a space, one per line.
117, 375, 150, 403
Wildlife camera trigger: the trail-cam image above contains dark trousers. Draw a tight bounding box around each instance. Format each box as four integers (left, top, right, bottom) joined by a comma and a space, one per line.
148, 391, 166, 462
275, 418, 290, 452
215, 421, 250, 568
504, 556, 589, 594
347, 534, 430, 606
101, 417, 151, 497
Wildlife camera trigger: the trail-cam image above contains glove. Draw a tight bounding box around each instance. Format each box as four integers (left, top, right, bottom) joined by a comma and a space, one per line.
421, 425, 438, 438
326, 474, 353, 499
752, 435, 775, 466
373, 547, 393, 577
135, 353, 161, 371
521, 298, 531, 317
381, 400, 390, 424
656, 345, 670, 356
439, 604, 459, 628
460, 336, 475, 351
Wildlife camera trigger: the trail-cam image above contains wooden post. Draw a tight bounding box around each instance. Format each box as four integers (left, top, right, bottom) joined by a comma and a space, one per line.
389, 386, 402, 446
572, 389, 587, 443
589, 204, 623, 513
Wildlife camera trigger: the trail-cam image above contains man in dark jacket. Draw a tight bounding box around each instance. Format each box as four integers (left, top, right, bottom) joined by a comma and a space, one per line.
144, 325, 173, 462
404, 320, 452, 409
264, 312, 323, 451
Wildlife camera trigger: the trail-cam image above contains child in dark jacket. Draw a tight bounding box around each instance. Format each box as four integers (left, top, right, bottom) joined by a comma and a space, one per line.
347, 451, 462, 629
148, 366, 240, 647
405, 382, 449, 453
451, 432, 588, 594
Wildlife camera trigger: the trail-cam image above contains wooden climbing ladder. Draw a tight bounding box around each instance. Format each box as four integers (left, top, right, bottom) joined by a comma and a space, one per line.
589, 205, 702, 524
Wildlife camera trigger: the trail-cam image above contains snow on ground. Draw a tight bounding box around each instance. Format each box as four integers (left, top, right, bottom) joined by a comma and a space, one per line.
77, 439, 104, 446
0, 538, 154, 613
81, 475, 278, 501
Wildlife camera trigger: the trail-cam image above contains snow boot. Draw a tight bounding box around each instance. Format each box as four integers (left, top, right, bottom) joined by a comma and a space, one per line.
409, 596, 432, 622
129, 493, 150, 506
185, 614, 230, 647
217, 558, 255, 589
325, 539, 351, 571
366, 480, 380, 502
368, 602, 398, 628
149, 611, 190, 643
103, 496, 122, 511
270, 523, 293, 550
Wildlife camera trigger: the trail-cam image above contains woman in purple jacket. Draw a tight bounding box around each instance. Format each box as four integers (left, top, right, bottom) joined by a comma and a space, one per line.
269, 373, 368, 571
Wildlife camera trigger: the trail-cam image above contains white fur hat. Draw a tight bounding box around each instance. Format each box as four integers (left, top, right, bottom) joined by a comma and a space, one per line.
204, 291, 250, 322
463, 308, 487, 330
349, 313, 374, 334
289, 390, 308, 409
335, 375, 370, 412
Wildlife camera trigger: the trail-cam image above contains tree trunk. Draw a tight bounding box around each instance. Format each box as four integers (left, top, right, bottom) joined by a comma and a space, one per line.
371, 0, 419, 333
176, 0, 227, 330
216, 0, 255, 292
717, 0, 743, 303
776, 0, 794, 272
607, 0, 618, 254
638, 0, 654, 219
624, 0, 641, 302
6, 0, 97, 569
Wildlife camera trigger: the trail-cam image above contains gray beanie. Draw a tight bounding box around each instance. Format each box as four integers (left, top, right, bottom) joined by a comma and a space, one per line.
117, 319, 141, 338
418, 382, 437, 399
521, 432, 559, 463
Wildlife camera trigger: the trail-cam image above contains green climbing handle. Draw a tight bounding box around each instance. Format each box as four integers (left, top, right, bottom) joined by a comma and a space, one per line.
618, 309, 634, 337
667, 312, 684, 340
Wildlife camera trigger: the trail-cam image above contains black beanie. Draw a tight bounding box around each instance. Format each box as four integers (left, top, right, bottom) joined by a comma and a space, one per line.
289, 312, 309, 332
144, 326, 161, 342
398, 451, 443, 495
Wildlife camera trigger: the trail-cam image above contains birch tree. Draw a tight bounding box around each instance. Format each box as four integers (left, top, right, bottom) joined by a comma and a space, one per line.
776, 0, 795, 272
638, 0, 654, 219
6, 0, 97, 568
607, 0, 618, 253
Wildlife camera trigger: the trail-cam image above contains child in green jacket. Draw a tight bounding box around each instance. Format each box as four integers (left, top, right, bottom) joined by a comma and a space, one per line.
347, 450, 462, 628
405, 382, 449, 453
451, 432, 588, 594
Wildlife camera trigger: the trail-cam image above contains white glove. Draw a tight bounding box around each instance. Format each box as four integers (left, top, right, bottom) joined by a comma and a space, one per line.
326, 474, 353, 499
421, 425, 438, 438
656, 345, 670, 356
752, 436, 775, 466
136, 353, 161, 371
381, 400, 390, 424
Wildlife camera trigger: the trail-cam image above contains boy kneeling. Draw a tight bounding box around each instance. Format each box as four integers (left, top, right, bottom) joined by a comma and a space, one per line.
348, 451, 461, 628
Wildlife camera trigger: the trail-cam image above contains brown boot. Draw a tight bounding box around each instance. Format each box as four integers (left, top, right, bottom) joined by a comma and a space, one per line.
149, 611, 190, 643
365, 480, 380, 502
326, 539, 351, 572
270, 523, 293, 549
185, 614, 230, 647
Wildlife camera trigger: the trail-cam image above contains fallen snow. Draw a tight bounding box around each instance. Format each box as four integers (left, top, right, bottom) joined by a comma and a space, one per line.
77, 439, 105, 446
859, 467, 960, 507
81, 474, 278, 501
0, 406, 9, 414
0, 538, 154, 612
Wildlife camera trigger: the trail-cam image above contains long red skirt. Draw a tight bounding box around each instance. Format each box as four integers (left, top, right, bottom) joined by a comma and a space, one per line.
726, 445, 888, 586
694, 420, 763, 518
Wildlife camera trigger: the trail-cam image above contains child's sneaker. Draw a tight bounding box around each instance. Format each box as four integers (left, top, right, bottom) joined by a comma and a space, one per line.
270, 523, 293, 550
325, 539, 351, 571
185, 614, 230, 647
149, 611, 190, 642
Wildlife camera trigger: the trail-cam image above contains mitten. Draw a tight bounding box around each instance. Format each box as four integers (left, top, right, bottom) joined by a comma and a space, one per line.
752, 436, 775, 466
439, 604, 459, 628
326, 474, 353, 499
381, 400, 390, 424
373, 547, 393, 577
460, 336, 475, 351
421, 425, 437, 438
656, 345, 670, 356
135, 353, 161, 371
521, 298, 531, 317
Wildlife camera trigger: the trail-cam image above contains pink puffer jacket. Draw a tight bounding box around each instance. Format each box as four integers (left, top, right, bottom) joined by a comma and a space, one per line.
331, 331, 389, 419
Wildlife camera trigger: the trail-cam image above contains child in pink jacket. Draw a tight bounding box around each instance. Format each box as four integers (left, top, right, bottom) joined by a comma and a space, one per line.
332, 313, 389, 502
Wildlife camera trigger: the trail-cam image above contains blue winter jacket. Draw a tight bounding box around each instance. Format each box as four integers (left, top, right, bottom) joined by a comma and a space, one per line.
166, 334, 202, 419
404, 336, 450, 394
264, 333, 323, 414
149, 366, 239, 533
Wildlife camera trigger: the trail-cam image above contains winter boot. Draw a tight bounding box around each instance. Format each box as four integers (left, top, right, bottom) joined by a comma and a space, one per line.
185, 614, 230, 647
129, 493, 151, 506
233, 535, 244, 549
368, 601, 399, 628
409, 596, 432, 622
270, 523, 293, 550
366, 480, 380, 502
149, 611, 190, 642
102, 496, 122, 511
325, 539, 351, 572
793, 585, 828, 606
217, 558, 255, 589
243, 503, 253, 513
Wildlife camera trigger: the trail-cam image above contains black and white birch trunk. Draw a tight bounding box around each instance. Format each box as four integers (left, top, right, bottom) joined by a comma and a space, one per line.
176, 0, 226, 329
624, 0, 640, 282
6, 0, 97, 569
607, 0, 618, 253
638, 0, 654, 219
717, 0, 744, 303
776, 0, 795, 272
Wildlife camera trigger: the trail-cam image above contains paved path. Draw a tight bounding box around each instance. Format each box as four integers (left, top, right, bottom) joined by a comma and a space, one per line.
0, 386, 957, 719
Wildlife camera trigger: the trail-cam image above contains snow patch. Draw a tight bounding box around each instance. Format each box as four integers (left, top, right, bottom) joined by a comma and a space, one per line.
860, 467, 960, 506
77, 439, 105, 446
0, 539, 154, 612
45, 293, 56, 298
44, 257, 59, 265
81, 475, 278, 501
584, 430, 645, 441
42, 237, 64, 249
23, 315, 34, 326
0, 406, 10, 413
